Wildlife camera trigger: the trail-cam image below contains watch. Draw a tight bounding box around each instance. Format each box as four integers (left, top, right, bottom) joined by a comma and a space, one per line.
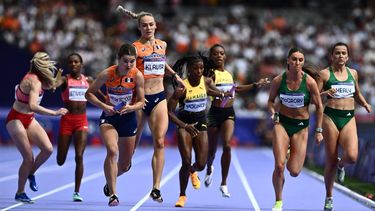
315, 127, 323, 133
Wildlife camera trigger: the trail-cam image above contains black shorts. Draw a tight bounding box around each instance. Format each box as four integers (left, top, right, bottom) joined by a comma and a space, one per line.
177, 111, 207, 131
207, 106, 235, 128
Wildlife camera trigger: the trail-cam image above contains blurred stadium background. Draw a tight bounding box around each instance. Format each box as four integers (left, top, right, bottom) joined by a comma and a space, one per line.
0, 0, 374, 198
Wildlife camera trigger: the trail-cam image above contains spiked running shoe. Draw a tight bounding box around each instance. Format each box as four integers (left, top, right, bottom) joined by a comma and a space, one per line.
28, 174, 38, 192
73, 192, 83, 202
150, 188, 163, 203
219, 185, 231, 198
324, 197, 333, 211
336, 166, 345, 184
15, 192, 34, 204
272, 200, 283, 211
175, 196, 187, 207
108, 194, 119, 206
190, 172, 201, 189
103, 184, 110, 197
204, 166, 214, 187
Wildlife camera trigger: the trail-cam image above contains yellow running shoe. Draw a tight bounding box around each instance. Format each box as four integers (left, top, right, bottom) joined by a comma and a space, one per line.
190, 172, 201, 189
272, 200, 283, 211
175, 196, 187, 207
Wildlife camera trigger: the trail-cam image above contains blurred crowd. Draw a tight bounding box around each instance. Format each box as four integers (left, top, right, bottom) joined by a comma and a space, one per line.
1, 0, 375, 116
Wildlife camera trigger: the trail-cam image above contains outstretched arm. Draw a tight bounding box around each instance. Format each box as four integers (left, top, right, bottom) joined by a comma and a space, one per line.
236, 77, 270, 94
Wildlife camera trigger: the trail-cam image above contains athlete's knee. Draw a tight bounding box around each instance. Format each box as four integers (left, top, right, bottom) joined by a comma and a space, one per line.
56, 156, 65, 166
119, 162, 131, 173
23, 155, 34, 166
194, 162, 205, 171
106, 146, 118, 159
222, 144, 231, 153
154, 138, 165, 150
274, 163, 285, 175
345, 154, 357, 164
289, 170, 301, 177
42, 145, 53, 156
75, 154, 84, 164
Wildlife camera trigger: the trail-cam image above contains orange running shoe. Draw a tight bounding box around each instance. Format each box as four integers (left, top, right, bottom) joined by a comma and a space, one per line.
175, 196, 187, 207
190, 172, 201, 189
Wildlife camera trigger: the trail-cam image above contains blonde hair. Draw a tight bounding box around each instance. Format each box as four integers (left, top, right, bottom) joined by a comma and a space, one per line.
29, 52, 57, 89
116, 5, 153, 25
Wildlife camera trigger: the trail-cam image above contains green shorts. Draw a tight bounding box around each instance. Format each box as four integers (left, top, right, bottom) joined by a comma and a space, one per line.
279, 113, 309, 137
324, 106, 355, 131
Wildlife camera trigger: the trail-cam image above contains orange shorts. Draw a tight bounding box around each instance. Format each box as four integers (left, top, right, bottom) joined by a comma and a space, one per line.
6, 108, 34, 129
59, 113, 88, 135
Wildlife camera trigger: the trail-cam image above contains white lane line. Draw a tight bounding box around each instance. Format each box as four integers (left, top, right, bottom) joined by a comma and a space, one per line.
1, 150, 153, 211
304, 168, 375, 210
1, 171, 103, 211
130, 163, 181, 211
232, 149, 261, 211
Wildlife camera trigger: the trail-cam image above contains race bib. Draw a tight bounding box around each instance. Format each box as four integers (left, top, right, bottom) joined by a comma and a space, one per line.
215, 83, 234, 99
108, 93, 133, 107
331, 82, 355, 98
143, 53, 166, 75
184, 99, 207, 112
280, 93, 305, 108
68, 87, 87, 101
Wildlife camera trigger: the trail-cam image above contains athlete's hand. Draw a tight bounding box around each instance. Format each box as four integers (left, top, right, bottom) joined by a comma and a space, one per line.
54, 108, 68, 116
103, 105, 117, 116
256, 78, 271, 88
185, 122, 199, 137
320, 88, 336, 97
364, 103, 372, 113
119, 104, 134, 115
315, 132, 323, 145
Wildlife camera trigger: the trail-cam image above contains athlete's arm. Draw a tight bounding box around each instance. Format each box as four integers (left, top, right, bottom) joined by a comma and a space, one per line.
351, 69, 372, 113
307, 75, 324, 144
167, 86, 186, 129
85, 69, 116, 115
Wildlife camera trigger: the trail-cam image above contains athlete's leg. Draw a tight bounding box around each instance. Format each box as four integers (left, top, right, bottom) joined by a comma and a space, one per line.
73, 130, 87, 193
26, 120, 53, 175
100, 124, 119, 195
286, 127, 309, 177
117, 136, 136, 176
6, 120, 34, 193
272, 124, 289, 201
148, 100, 168, 190
323, 115, 340, 198
219, 120, 234, 186
177, 129, 192, 196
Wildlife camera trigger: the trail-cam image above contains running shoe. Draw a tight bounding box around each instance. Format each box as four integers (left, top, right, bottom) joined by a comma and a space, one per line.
336, 158, 345, 184
150, 188, 163, 203
272, 200, 283, 211
108, 194, 119, 206
174, 195, 187, 207
190, 172, 201, 189
15, 192, 34, 204
103, 184, 110, 197
28, 174, 38, 192
73, 192, 83, 202
336, 166, 345, 184
219, 185, 231, 198
204, 166, 214, 187
324, 197, 333, 211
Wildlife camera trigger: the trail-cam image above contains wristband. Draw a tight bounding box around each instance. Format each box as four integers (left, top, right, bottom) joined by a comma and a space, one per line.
172, 72, 177, 78
315, 127, 323, 133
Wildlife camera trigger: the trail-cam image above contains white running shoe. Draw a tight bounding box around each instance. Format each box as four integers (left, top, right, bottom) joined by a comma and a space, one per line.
204, 166, 214, 187
220, 185, 231, 198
